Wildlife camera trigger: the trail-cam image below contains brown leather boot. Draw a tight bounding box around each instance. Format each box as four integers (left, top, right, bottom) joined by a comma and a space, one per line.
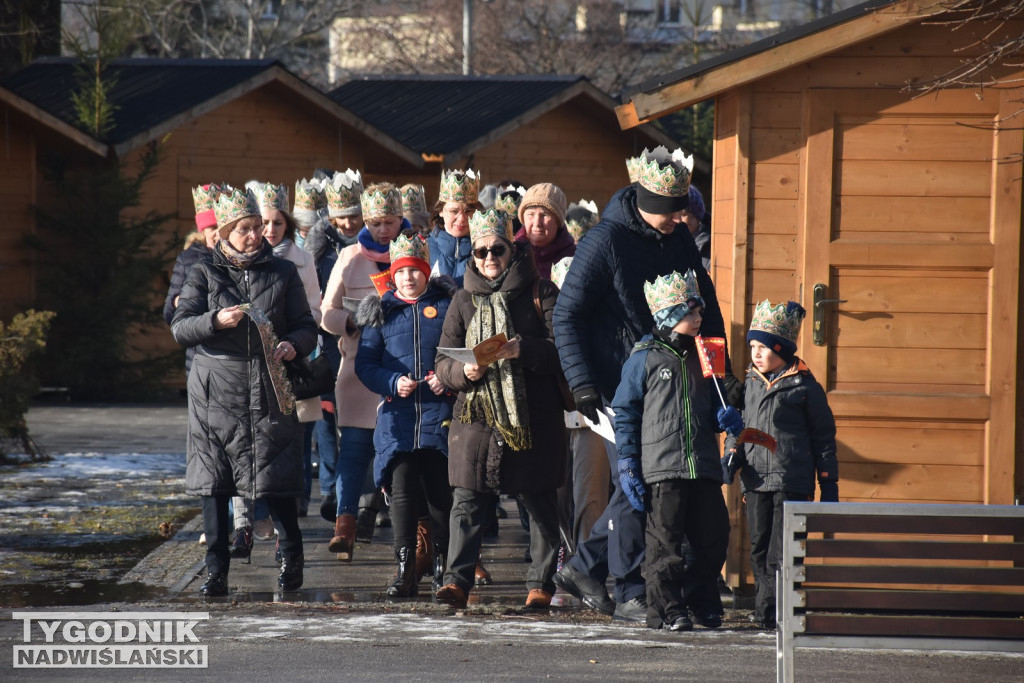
474, 560, 492, 586
328, 513, 356, 562
414, 519, 433, 581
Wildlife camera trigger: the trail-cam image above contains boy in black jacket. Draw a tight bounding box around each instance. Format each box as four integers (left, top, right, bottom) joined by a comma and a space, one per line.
723, 300, 839, 629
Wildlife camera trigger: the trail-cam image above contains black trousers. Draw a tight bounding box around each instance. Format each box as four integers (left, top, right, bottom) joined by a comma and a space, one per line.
444, 487, 561, 594
643, 478, 729, 628
388, 449, 452, 552
746, 490, 806, 623
202, 494, 302, 574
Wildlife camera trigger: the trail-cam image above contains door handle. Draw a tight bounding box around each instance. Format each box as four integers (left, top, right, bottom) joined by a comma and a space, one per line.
812, 283, 846, 346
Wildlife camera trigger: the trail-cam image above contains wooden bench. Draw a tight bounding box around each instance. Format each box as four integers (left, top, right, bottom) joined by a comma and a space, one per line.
777, 502, 1024, 682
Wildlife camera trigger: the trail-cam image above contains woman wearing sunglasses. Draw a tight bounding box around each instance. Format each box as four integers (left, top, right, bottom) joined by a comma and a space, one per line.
433, 209, 567, 609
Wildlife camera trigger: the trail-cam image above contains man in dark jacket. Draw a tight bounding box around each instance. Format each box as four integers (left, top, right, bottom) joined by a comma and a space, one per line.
552, 147, 730, 622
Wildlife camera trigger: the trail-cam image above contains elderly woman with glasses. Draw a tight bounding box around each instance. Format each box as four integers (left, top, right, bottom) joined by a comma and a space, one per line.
426, 169, 481, 286
171, 185, 317, 597
433, 209, 568, 610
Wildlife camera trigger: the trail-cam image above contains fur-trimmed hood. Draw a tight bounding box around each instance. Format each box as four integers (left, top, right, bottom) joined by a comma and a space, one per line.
354, 274, 457, 329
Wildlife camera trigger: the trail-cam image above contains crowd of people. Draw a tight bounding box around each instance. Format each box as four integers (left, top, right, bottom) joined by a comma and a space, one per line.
165, 146, 839, 631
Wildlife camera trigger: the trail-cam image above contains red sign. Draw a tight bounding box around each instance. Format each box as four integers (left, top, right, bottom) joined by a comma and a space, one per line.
737, 428, 778, 453
695, 335, 726, 378
369, 270, 393, 296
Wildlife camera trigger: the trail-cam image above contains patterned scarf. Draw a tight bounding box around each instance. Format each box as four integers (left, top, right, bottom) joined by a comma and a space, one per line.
461, 289, 532, 451
218, 239, 261, 270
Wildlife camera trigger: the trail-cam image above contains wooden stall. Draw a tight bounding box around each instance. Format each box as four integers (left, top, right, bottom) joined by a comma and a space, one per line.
616, 0, 1024, 588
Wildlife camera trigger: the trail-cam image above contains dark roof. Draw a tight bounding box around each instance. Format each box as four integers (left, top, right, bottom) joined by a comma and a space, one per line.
1, 57, 277, 144
624, 0, 898, 98
328, 75, 587, 155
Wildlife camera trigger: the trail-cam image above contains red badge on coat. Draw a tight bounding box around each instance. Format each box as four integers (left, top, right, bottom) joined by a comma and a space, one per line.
423, 306, 437, 319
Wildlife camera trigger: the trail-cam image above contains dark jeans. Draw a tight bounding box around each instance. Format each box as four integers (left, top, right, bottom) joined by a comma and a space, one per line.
746, 490, 806, 623
389, 449, 452, 551
567, 435, 646, 603
445, 487, 561, 594
202, 494, 303, 575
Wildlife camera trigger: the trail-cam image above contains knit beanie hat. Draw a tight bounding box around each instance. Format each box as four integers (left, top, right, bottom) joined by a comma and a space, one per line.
687, 185, 706, 222
746, 300, 806, 364
518, 183, 567, 227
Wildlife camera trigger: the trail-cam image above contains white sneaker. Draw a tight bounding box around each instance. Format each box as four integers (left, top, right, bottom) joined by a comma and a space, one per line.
198, 532, 207, 546
253, 518, 277, 541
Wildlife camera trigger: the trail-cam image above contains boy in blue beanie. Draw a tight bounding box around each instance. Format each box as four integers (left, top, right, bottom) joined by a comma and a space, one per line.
612, 270, 743, 632
723, 299, 839, 629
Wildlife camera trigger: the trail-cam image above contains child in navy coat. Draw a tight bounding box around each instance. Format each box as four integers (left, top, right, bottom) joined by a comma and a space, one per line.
355, 233, 456, 598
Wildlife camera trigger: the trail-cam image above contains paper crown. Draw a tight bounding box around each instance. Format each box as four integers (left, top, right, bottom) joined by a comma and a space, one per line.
625, 156, 642, 183
566, 199, 599, 242
244, 180, 289, 214
360, 183, 403, 220
214, 185, 262, 229
325, 169, 363, 217
400, 184, 428, 215
192, 184, 220, 214
550, 256, 572, 290
389, 233, 430, 265
469, 208, 514, 243
643, 269, 702, 314
638, 146, 694, 198
293, 178, 326, 223
192, 184, 220, 230
438, 168, 480, 204
749, 300, 805, 342
494, 185, 526, 214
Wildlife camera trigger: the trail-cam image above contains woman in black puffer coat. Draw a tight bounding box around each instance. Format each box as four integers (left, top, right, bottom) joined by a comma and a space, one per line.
171, 186, 317, 597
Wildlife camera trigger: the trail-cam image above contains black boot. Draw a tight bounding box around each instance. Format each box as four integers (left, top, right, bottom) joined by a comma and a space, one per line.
431, 542, 447, 593
355, 507, 376, 543
278, 553, 304, 591
200, 572, 228, 597
386, 547, 418, 598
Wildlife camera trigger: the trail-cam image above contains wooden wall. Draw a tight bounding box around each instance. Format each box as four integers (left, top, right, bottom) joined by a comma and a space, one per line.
711, 18, 1024, 587
469, 97, 655, 211
0, 110, 38, 322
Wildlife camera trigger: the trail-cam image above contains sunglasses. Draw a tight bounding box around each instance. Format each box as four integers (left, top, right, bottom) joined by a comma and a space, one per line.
472, 244, 508, 260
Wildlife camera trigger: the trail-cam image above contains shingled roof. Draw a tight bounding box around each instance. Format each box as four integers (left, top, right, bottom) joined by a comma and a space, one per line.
2, 58, 422, 165
328, 74, 680, 161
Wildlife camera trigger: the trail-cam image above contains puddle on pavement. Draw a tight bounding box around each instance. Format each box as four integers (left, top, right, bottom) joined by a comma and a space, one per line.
0, 579, 167, 608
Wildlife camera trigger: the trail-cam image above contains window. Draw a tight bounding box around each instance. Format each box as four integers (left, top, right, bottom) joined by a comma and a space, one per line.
658, 0, 681, 24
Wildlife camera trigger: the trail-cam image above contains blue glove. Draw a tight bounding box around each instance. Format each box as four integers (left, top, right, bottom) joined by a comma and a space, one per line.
617, 457, 647, 513
818, 480, 839, 502
716, 406, 744, 437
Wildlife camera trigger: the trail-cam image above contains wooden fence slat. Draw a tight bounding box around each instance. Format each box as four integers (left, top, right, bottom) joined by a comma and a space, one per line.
804, 539, 1024, 562
804, 614, 1024, 639
804, 515, 1024, 536
803, 589, 1024, 612
803, 564, 1024, 586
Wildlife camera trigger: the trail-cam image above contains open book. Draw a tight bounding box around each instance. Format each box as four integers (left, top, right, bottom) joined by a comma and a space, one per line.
437, 333, 509, 366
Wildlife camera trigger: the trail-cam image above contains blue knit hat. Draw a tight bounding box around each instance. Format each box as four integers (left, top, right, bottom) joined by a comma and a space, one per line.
687, 185, 706, 222
746, 300, 805, 363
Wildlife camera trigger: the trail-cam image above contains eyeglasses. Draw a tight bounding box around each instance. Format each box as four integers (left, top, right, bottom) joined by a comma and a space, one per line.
443, 207, 476, 218
472, 244, 508, 260
231, 225, 260, 237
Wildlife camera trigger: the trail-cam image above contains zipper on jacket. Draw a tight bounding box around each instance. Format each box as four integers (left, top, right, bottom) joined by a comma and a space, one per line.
243, 269, 257, 502
412, 300, 423, 449
654, 340, 697, 478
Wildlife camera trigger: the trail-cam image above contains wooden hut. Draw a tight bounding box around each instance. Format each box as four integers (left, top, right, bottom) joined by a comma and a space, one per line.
328, 75, 703, 208
1, 58, 423, 375
615, 0, 1023, 586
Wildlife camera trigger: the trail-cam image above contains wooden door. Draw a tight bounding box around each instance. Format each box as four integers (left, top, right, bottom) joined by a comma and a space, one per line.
800, 89, 1021, 505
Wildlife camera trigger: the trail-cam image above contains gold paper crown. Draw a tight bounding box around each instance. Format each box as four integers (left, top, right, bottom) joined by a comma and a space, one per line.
360, 183, 403, 220
643, 269, 701, 314
245, 180, 289, 213
749, 300, 805, 342
550, 256, 572, 290
389, 233, 430, 264
468, 208, 513, 243
400, 184, 427, 215
438, 168, 480, 204
625, 156, 642, 183
494, 185, 525, 214
325, 169, 363, 216
566, 199, 599, 242
192, 184, 220, 214
214, 185, 262, 229
294, 178, 326, 215
638, 146, 694, 198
